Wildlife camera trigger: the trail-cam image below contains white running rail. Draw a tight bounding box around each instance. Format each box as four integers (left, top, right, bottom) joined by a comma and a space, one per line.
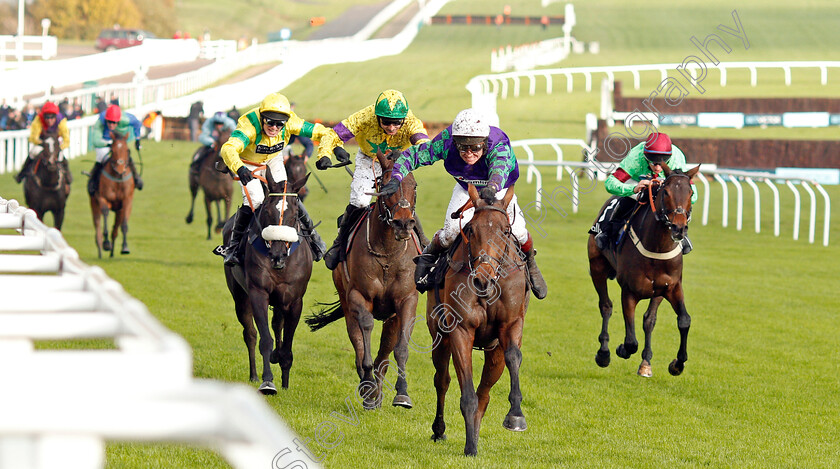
0, 196, 320, 469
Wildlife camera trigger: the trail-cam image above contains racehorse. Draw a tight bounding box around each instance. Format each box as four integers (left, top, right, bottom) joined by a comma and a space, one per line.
223, 166, 313, 395
588, 164, 700, 378
284, 153, 309, 202
426, 183, 530, 456
186, 129, 233, 239
306, 150, 421, 410
23, 133, 70, 230
90, 131, 135, 258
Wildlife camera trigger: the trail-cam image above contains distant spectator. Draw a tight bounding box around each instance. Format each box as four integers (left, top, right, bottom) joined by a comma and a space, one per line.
95, 96, 107, 114
173, 30, 183, 39
6, 109, 25, 130
58, 98, 70, 117
22, 103, 36, 126
0, 99, 10, 126
188, 100, 204, 142
109, 94, 119, 106
227, 106, 240, 122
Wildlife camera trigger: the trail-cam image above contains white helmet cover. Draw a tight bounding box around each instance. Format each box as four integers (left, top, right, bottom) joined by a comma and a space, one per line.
451, 108, 490, 138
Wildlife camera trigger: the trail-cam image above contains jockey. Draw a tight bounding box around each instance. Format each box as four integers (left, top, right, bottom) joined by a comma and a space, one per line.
379, 108, 547, 299
15, 101, 71, 184
595, 131, 698, 254
219, 92, 329, 266
190, 111, 236, 175
316, 89, 431, 270
89, 104, 144, 195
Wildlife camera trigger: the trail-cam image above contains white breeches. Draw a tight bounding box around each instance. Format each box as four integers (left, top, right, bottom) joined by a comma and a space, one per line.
349, 151, 382, 208
94, 147, 111, 163
30, 145, 67, 161
239, 156, 287, 210
438, 183, 528, 248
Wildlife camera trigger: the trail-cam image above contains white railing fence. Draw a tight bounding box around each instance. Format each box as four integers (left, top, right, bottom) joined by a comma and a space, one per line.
511, 139, 832, 246
0, 35, 58, 62
0, 115, 98, 175
0, 196, 319, 469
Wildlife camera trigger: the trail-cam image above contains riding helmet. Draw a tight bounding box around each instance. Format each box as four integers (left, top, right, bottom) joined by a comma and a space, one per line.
643, 132, 672, 164
451, 108, 490, 145
105, 104, 121, 122
374, 90, 409, 119
259, 93, 291, 122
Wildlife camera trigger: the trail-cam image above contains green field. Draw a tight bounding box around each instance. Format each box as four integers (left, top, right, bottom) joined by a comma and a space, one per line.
4, 0, 840, 468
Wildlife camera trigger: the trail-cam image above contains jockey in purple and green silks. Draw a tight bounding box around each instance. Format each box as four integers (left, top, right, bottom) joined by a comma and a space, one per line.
317, 89, 431, 270
382, 108, 547, 300
596, 132, 697, 254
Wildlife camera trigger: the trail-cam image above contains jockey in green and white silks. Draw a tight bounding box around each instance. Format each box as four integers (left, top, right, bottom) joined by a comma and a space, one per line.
596, 132, 697, 254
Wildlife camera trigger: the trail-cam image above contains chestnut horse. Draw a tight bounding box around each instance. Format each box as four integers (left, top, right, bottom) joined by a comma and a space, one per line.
90, 131, 135, 258
186, 129, 233, 239
223, 166, 312, 395
427, 183, 529, 456
23, 133, 70, 229
307, 151, 421, 410
588, 164, 700, 377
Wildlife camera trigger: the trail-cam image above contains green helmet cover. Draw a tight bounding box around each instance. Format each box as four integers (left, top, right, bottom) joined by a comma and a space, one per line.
374, 90, 409, 119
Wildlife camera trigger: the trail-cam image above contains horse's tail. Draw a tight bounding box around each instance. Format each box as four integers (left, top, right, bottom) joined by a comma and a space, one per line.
305, 300, 344, 331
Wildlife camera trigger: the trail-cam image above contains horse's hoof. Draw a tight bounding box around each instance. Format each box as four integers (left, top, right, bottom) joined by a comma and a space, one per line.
249, 376, 259, 383
616, 343, 637, 359
185, 215, 193, 224
431, 433, 447, 442
595, 350, 611, 368
363, 397, 382, 410
668, 359, 684, 376
392, 394, 413, 409
503, 414, 527, 432
258, 381, 277, 395
638, 363, 652, 378
102, 239, 112, 251
121, 248, 130, 255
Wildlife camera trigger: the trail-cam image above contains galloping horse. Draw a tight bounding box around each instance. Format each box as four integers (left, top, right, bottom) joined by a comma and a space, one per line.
307, 151, 421, 410
23, 132, 70, 229
186, 129, 233, 239
223, 166, 313, 395
284, 153, 309, 202
588, 164, 700, 377
427, 183, 530, 456
90, 131, 135, 258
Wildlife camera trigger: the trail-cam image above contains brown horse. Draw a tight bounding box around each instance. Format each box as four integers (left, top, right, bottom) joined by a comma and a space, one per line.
588, 164, 700, 377
90, 131, 135, 258
284, 153, 308, 202
186, 129, 233, 239
307, 151, 421, 410
427, 183, 529, 456
23, 133, 70, 229
223, 167, 313, 394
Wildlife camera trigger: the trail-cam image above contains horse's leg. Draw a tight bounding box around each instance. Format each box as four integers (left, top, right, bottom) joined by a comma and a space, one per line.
589, 245, 613, 367
120, 197, 133, 255
186, 173, 199, 224
232, 282, 259, 382
474, 345, 505, 437
101, 206, 113, 253
249, 288, 276, 394
666, 284, 691, 376
275, 297, 302, 389
214, 200, 224, 235
345, 290, 378, 409
204, 195, 213, 240
501, 320, 527, 432
373, 315, 400, 404
430, 333, 451, 442
219, 194, 231, 234
54, 206, 64, 231
90, 199, 102, 258
616, 288, 640, 359
270, 303, 284, 364
391, 296, 418, 408
638, 296, 663, 378
449, 328, 479, 456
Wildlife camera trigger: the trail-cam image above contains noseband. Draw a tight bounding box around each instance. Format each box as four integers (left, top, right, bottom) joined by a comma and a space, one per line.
377, 178, 416, 227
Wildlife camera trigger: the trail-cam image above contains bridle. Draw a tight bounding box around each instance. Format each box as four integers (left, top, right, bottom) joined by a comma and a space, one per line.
457, 202, 517, 282
31, 137, 63, 190
645, 172, 693, 235
376, 175, 416, 228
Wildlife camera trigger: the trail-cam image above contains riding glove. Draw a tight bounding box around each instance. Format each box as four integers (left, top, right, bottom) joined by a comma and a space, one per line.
378, 178, 400, 197
236, 166, 253, 185
333, 147, 351, 163
479, 184, 497, 204
315, 156, 332, 170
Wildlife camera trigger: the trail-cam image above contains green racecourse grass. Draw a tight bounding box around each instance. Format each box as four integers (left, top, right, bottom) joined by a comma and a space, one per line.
5, 0, 840, 467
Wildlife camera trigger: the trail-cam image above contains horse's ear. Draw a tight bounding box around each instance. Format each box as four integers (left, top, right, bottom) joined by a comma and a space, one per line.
264, 165, 280, 191
686, 164, 701, 180
375, 149, 389, 169
501, 183, 515, 209
661, 162, 672, 177
467, 183, 480, 206
290, 173, 311, 194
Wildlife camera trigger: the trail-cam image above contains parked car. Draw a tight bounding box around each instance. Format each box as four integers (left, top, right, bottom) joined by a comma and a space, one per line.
95, 29, 156, 51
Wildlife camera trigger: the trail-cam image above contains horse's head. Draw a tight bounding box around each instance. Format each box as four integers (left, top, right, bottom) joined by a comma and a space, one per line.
284, 154, 308, 201
214, 128, 231, 154
108, 131, 130, 176
375, 150, 416, 241
37, 133, 60, 169
654, 163, 700, 241
465, 183, 516, 292
259, 165, 309, 270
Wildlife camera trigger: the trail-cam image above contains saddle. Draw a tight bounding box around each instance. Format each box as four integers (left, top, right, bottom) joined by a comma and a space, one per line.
589, 196, 640, 252
342, 205, 374, 262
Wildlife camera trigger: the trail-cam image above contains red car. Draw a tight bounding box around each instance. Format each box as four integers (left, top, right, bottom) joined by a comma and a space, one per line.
95, 29, 156, 52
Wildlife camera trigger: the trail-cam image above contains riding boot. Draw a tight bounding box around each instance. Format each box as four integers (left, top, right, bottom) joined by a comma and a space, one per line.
414, 234, 447, 293
60, 159, 73, 185
14, 157, 34, 183
128, 158, 143, 190
324, 204, 365, 270
413, 215, 431, 249
594, 229, 611, 251
87, 162, 103, 196
681, 236, 693, 255
297, 200, 327, 262
224, 205, 253, 266
522, 235, 548, 300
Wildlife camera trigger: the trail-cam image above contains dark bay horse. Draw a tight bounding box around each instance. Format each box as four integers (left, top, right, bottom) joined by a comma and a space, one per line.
307, 151, 421, 410
90, 131, 135, 258
23, 133, 70, 229
588, 164, 700, 377
427, 183, 529, 456
284, 154, 308, 202
186, 129, 233, 239
223, 166, 313, 395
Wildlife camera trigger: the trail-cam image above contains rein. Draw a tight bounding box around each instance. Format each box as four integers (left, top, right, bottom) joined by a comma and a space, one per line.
626, 172, 693, 260
455, 202, 518, 281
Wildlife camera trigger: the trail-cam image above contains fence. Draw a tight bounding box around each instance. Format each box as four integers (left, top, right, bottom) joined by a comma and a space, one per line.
0, 196, 319, 469
0, 35, 58, 62
0, 115, 97, 175
511, 139, 831, 246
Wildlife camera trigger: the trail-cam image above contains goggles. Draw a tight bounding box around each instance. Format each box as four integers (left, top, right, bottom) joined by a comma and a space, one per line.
44, 114, 57, 120
456, 142, 485, 154
106, 120, 119, 125
263, 117, 287, 128
379, 117, 405, 127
